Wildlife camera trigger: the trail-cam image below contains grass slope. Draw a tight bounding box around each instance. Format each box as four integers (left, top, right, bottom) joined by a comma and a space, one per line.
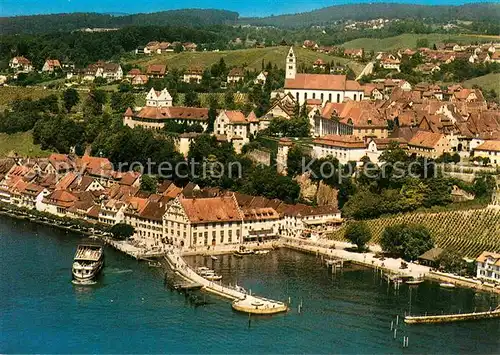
341, 33, 500, 52
463, 73, 500, 96
128, 47, 365, 75
329, 208, 500, 258
0, 131, 52, 158
0, 86, 59, 110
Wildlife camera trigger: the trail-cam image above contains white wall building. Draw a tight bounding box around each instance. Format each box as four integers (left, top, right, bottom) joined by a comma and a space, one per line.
284, 47, 364, 105
163, 195, 244, 248
476, 251, 500, 284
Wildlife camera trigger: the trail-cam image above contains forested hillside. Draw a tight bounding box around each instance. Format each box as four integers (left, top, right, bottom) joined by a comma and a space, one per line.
0, 9, 239, 35
0, 25, 237, 67
241, 3, 500, 28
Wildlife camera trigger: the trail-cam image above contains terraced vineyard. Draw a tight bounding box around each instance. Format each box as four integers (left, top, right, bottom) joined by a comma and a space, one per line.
329, 208, 500, 258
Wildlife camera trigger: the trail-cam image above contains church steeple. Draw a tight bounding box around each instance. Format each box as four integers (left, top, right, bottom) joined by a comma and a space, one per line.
285, 46, 296, 80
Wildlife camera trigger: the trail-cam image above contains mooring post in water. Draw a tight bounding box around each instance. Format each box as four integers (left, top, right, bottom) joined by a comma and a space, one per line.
391, 320, 393, 330
393, 328, 397, 339
248, 313, 251, 328
288, 296, 291, 305
396, 314, 399, 325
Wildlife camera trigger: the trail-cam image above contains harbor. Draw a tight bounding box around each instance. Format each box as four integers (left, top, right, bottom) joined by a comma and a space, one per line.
163, 249, 288, 315
1, 215, 500, 353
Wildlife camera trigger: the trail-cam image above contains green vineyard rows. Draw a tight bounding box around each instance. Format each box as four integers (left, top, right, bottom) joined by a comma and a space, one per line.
329, 208, 500, 258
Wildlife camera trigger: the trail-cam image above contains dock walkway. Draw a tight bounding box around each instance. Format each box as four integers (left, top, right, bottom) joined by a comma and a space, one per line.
164, 250, 288, 315
405, 307, 500, 324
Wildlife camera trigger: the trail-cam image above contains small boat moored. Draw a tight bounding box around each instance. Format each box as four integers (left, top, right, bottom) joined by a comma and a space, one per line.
205, 273, 223, 281
211, 255, 218, 261
440, 282, 456, 289
254, 250, 270, 255
233, 246, 255, 257
406, 279, 424, 285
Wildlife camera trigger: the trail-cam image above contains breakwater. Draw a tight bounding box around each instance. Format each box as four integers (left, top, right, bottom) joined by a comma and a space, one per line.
405, 307, 500, 324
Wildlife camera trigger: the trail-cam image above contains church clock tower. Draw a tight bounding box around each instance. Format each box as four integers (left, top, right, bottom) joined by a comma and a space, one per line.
285, 46, 296, 80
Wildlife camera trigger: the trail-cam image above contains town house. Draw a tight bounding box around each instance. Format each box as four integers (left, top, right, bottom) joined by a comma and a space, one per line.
408, 130, 451, 159
473, 140, 500, 166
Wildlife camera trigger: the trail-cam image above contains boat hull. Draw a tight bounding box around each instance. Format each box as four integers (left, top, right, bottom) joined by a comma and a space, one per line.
72, 259, 104, 283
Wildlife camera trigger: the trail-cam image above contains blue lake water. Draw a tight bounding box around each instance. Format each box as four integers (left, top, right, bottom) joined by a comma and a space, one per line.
1, 215, 499, 353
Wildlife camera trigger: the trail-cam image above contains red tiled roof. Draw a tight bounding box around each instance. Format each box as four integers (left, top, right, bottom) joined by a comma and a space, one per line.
228, 68, 244, 77
408, 130, 444, 149
133, 106, 209, 121
146, 64, 167, 75
127, 68, 142, 76
80, 155, 112, 171
313, 134, 366, 149
242, 207, 280, 221
45, 59, 61, 68
285, 74, 346, 91
12, 56, 31, 64
224, 110, 248, 124
179, 195, 243, 224
474, 140, 500, 152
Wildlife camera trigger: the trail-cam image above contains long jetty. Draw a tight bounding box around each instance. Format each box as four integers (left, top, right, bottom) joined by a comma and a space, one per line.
405, 307, 500, 324
163, 251, 288, 315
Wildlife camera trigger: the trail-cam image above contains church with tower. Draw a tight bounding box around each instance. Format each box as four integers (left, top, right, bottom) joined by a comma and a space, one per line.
284, 47, 365, 105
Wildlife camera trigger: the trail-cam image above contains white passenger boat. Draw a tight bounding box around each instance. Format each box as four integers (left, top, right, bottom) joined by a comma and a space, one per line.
72, 240, 104, 283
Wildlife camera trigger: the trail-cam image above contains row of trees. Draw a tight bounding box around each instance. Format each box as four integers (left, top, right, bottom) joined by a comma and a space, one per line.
345, 221, 433, 262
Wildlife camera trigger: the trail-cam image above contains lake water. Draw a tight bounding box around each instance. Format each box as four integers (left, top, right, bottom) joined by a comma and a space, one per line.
1, 215, 499, 353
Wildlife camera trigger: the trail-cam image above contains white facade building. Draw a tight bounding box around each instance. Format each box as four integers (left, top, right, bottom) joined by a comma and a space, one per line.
476, 251, 500, 284
284, 47, 364, 105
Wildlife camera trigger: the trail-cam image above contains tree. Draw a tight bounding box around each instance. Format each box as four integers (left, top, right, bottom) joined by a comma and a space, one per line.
472, 174, 496, 198
381, 224, 433, 261
344, 221, 371, 251
416, 38, 429, 48
451, 152, 460, 164
62, 88, 79, 113
85, 89, 107, 116
224, 90, 235, 109
109, 223, 135, 240
286, 145, 308, 177
110, 92, 135, 112
140, 174, 158, 193
184, 89, 200, 107
437, 249, 469, 275
207, 105, 217, 133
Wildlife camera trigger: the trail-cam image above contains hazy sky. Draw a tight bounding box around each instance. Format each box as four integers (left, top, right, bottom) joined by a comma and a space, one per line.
0, 0, 495, 17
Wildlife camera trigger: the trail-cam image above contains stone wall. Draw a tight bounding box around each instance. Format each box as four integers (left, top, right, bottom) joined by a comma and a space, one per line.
246, 149, 271, 166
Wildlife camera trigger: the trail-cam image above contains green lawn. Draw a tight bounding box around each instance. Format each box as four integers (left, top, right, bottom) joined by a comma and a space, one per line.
0, 131, 52, 158
127, 46, 365, 76
341, 33, 500, 52
463, 73, 500, 97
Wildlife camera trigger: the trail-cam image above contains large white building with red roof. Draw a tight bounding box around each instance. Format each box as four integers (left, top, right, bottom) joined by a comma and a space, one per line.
284, 47, 365, 105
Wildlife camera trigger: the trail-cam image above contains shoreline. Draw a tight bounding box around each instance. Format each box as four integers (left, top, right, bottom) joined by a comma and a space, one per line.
1, 207, 499, 295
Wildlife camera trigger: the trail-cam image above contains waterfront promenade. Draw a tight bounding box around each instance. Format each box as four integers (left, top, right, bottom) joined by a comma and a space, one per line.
281, 236, 430, 278
163, 249, 288, 315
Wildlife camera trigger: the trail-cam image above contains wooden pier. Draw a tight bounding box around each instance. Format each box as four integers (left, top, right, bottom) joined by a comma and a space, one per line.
163, 252, 288, 315
405, 307, 500, 324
